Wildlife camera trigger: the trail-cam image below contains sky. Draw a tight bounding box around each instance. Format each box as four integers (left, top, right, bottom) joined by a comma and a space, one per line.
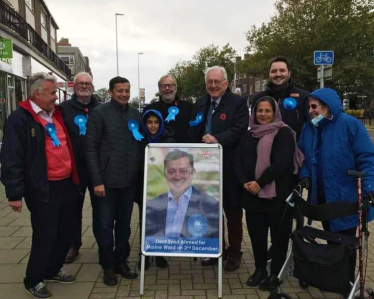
47, 0, 276, 102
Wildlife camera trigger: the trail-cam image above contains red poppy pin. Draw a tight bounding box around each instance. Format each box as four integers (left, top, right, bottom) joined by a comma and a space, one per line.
220, 113, 226, 120
84, 108, 88, 113
174, 100, 178, 106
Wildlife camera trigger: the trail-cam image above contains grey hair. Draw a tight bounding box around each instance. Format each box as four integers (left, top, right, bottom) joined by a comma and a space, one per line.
204, 66, 228, 82
28, 72, 57, 98
158, 74, 177, 88
74, 72, 93, 83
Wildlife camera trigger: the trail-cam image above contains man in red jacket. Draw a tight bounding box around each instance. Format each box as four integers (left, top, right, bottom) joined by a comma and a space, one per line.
1, 72, 80, 299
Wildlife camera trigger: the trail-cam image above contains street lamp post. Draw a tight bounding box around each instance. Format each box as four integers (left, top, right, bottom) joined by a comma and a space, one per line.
138, 52, 143, 112
115, 13, 124, 76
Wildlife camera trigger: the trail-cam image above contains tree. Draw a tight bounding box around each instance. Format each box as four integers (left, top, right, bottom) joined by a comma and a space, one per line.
239, 0, 374, 97
129, 96, 140, 109
95, 88, 110, 102
169, 44, 237, 100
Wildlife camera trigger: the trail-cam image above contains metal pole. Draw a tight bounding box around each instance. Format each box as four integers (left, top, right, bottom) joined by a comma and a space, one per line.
138, 52, 143, 112
320, 65, 324, 88
234, 59, 237, 90
115, 13, 123, 76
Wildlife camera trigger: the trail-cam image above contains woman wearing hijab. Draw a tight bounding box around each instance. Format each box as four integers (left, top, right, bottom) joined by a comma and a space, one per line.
235, 96, 303, 291
136, 109, 174, 270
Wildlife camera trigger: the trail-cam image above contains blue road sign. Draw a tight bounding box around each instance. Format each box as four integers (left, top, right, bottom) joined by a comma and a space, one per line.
314, 51, 334, 65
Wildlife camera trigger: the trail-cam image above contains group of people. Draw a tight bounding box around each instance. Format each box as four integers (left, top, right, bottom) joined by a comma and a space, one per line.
1, 56, 374, 299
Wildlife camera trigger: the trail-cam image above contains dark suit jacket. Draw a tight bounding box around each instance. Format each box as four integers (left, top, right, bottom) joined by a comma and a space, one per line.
189, 88, 249, 208
145, 186, 219, 238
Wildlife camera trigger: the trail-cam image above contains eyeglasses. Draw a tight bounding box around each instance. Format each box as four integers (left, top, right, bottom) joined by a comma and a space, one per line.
206, 80, 225, 86
308, 103, 322, 110
76, 82, 92, 87
159, 84, 175, 89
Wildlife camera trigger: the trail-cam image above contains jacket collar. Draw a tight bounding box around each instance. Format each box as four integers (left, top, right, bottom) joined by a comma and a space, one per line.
265, 80, 295, 98
159, 94, 180, 107
110, 98, 129, 111
20, 99, 63, 125
70, 94, 98, 110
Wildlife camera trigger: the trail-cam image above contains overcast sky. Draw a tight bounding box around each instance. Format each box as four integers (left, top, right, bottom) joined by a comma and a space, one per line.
47, 0, 276, 102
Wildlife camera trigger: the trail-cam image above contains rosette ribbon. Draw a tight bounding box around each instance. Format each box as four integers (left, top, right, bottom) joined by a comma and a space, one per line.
45, 123, 61, 147
128, 119, 144, 141
187, 214, 209, 237
165, 106, 179, 123
283, 97, 297, 110
189, 111, 203, 127
74, 115, 87, 135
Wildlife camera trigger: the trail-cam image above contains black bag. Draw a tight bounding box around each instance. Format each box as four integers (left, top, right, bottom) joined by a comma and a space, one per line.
292, 226, 357, 296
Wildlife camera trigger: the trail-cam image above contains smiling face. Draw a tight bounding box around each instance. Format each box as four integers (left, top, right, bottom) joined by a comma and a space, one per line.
255, 100, 274, 125
109, 82, 130, 106
145, 115, 160, 136
205, 69, 228, 100
165, 156, 195, 198
269, 61, 291, 89
74, 74, 93, 99
308, 98, 329, 119
33, 81, 58, 112
159, 76, 177, 104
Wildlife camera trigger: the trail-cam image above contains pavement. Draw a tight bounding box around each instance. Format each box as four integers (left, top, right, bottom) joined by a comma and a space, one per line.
1, 184, 374, 299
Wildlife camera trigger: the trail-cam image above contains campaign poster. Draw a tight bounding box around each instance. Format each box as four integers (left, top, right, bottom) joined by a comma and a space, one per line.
141, 144, 222, 257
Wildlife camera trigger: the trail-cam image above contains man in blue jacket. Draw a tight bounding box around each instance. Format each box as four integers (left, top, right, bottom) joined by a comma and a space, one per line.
298, 88, 374, 281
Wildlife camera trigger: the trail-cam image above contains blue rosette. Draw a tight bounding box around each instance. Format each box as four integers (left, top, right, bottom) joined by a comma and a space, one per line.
45, 123, 61, 147
189, 111, 203, 127
187, 213, 209, 237
74, 115, 87, 135
165, 106, 179, 123
128, 119, 144, 141
283, 97, 297, 110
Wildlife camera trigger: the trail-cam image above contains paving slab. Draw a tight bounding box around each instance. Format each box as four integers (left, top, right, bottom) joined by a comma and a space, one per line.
0, 236, 25, 249
0, 249, 29, 263
0, 264, 27, 283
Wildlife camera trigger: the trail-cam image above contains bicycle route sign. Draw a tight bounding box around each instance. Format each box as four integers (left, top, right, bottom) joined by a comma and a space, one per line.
314, 51, 334, 66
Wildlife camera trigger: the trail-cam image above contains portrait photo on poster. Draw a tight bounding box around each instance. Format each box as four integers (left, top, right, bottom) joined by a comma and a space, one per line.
142, 144, 222, 257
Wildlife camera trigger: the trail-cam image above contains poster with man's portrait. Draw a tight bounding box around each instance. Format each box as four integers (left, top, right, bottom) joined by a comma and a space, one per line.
141, 144, 222, 257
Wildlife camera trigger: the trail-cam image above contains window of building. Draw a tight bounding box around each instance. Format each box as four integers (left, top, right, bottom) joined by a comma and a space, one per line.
41, 9, 47, 28
51, 25, 56, 40
59, 55, 74, 65
255, 81, 261, 92
25, 0, 33, 10
242, 84, 247, 93
249, 85, 253, 95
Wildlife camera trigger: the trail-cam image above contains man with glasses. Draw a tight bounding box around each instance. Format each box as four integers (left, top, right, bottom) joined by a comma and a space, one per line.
143, 74, 193, 142
252, 56, 308, 139
60, 72, 100, 264
1, 72, 79, 298
189, 66, 249, 272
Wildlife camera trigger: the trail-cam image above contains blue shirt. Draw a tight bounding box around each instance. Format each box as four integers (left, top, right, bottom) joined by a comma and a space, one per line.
165, 186, 193, 237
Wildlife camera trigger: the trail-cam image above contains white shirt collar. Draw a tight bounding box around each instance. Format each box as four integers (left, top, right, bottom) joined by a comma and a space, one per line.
211, 96, 222, 107
30, 100, 54, 122
168, 185, 193, 203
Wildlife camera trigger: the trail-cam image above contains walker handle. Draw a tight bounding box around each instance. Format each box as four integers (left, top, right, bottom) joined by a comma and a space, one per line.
347, 170, 366, 178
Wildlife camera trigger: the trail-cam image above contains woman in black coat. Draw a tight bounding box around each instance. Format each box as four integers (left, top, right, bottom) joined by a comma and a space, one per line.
235, 96, 302, 291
